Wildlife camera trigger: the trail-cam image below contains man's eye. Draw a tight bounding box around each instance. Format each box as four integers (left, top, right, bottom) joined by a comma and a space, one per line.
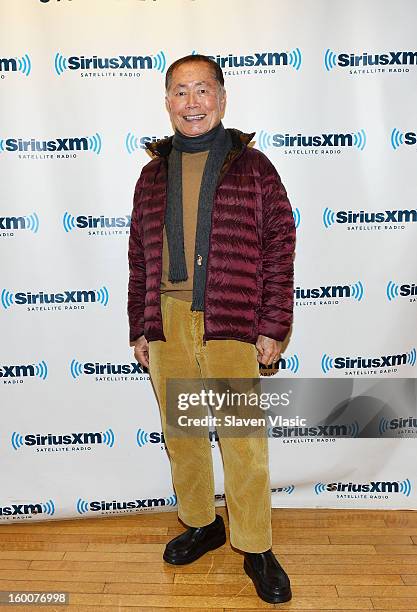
177, 91, 186, 96
199, 89, 207, 94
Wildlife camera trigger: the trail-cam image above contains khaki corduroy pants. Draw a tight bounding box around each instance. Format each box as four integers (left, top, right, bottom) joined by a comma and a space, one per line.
148, 293, 272, 553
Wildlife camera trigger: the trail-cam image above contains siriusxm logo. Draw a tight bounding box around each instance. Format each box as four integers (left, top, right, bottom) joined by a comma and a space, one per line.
0, 213, 39, 234
1, 287, 109, 309
259, 354, 299, 374
321, 348, 417, 373
387, 281, 417, 301
324, 49, 417, 71
295, 282, 364, 301
0, 361, 48, 382
11, 429, 114, 450
271, 485, 295, 495
391, 128, 417, 150
258, 129, 366, 152
54, 51, 166, 75
70, 359, 148, 379
136, 429, 219, 447
63, 212, 131, 232
76, 494, 176, 515
379, 417, 417, 435
0, 499, 55, 518
268, 420, 359, 439
315, 479, 412, 497
199, 48, 302, 71
0, 134, 102, 155
136, 429, 165, 447
292, 208, 301, 229
0, 55, 31, 77
125, 132, 170, 154
323, 207, 417, 228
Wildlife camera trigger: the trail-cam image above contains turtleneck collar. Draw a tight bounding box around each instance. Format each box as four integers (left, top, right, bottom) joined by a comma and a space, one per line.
172, 122, 223, 153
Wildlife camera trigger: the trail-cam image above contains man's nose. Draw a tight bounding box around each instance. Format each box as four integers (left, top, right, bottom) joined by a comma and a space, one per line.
185, 92, 199, 107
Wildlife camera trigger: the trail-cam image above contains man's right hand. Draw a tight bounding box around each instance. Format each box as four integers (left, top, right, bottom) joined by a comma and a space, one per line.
133, 335, 149, 368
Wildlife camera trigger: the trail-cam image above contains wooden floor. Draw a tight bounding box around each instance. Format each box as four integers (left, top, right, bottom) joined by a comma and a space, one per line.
0, 507, 417, 611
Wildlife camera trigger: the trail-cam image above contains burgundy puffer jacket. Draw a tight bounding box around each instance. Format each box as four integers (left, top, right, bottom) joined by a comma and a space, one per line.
128, 128, 295, 345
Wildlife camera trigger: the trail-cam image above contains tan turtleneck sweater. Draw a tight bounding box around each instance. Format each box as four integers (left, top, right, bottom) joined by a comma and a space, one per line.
160, 149, 209, 301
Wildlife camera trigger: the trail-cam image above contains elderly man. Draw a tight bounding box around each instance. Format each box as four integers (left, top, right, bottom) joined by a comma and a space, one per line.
128, 54, 295, 605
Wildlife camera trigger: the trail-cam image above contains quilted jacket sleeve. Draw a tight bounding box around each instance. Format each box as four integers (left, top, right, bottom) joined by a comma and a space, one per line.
127, 173, 147, 343
257, 154, 296, 342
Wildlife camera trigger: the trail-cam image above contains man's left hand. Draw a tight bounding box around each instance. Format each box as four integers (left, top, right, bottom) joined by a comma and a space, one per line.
255, 335, 283, 366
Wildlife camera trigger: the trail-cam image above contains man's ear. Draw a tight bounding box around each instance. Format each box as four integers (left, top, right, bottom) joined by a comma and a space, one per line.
165, 95, 171, 115
220, 89, 227, 116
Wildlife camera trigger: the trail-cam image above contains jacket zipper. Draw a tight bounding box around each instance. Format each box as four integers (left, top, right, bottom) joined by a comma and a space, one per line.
202, 144, 247, 345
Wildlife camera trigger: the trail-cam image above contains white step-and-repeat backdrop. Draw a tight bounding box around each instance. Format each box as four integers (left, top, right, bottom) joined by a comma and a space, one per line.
1, 0, 416, 522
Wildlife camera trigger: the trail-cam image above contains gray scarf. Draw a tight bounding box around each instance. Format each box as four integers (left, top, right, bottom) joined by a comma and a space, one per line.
165, 122, 232, 311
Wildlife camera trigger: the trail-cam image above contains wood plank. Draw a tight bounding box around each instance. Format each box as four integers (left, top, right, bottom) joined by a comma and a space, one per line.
279, 554, 417, 565
87, 543, 165, 552
330, 535, 413, 545
371, 598, 417, 609
174, 573, 403, 586
276, 527, 417, 536
252, 564, 417, 575
0, 551, 63, 561
0, 569, 174, 583
62, 544, 376, 563
59, 593, 375, 608
29, 560, 241, 573
384, 516, 417, 527
0, 542, 88, 552
401, 574, 417, 584
272, 519, 388, 529
374, 545, 417, 555
338, 584, 417, 597
0, 579, 105, 593
127, 534, 331, 545
103, 582, 336, 597
0, 533, 128, 543
0, 560, 31, 569
29, 559, 417, 574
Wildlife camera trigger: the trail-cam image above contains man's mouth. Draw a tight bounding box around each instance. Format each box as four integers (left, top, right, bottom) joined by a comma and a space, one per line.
183, 114, 206, 121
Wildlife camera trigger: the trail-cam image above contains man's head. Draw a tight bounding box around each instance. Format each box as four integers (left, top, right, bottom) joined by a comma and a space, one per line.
165, 54, 226, 137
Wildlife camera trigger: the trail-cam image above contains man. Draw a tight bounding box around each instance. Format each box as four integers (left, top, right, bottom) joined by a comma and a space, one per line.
128, 54, 295, 605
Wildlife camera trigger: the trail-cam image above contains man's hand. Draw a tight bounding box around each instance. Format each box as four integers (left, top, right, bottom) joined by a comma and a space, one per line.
133, 335, 149, 368
255, 335, 282, 366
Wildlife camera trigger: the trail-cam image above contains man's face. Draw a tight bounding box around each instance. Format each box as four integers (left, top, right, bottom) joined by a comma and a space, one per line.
165, 61, 226, 137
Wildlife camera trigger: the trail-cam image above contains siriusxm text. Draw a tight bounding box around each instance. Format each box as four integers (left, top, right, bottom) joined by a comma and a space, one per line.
89, 499, 169, 510
334, 354, 408, 368
66, 55, 154, 70
207, 52, 289, 68
5, 138, 91, 152
24, 432, 104, 446
337, 51, 417, 67
295, 285, 352, 299
325, 481, 406, 493
0, 504, 43, 516
336, 210, 417, 224
14, 291, 100, 305
82, 362, 144, 375
1, 365, 37, 378
272, 133, 358, 147
75, 215, 131, 229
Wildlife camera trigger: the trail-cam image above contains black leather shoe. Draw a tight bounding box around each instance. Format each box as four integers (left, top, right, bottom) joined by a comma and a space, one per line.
163, 514, 226, 565
244, 549, 292, 604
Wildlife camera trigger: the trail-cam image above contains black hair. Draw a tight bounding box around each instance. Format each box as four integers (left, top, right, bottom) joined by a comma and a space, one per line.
165, 54, 224, 90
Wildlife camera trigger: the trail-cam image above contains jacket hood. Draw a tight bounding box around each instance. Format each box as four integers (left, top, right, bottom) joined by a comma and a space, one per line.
146, 128, 255, 158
